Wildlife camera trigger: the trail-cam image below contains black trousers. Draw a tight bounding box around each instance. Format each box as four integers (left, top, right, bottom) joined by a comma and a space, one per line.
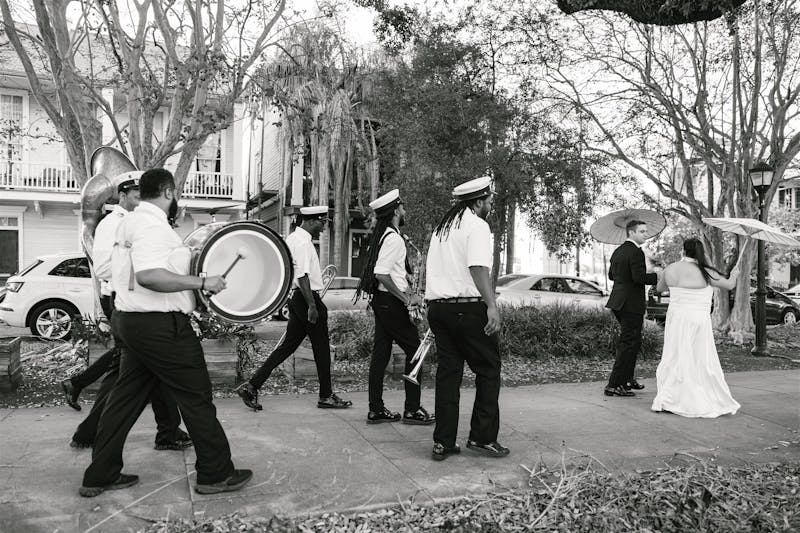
249, 291, 332, 398
70, 295, 116, 389
71, 295, 180, 446
428, 301, 501, 448
607, 310, 644, 387
368, 291, 422, 413
82, 311, 234, 487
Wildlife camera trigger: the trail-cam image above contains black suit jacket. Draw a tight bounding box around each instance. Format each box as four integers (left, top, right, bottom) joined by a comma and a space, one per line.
605, 241, 658, 315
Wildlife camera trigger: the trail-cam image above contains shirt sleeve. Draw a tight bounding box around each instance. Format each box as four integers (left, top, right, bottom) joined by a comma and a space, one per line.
131, 222, 175, 272
91, 215, 118, 281
374, 232, 405, 275
293, 241, 314, 279
466, 220, 493, 268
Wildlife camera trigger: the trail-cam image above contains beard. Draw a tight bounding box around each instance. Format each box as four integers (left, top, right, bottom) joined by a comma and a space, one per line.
168, 197, 179, 224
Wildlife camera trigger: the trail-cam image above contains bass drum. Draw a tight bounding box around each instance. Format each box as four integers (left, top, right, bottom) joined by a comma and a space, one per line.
184, 221, 293, 324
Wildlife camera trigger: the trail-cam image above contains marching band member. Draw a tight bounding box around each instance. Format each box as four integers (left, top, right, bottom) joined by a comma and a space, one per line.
355, 189, 434, 426
237, 206, 352, 411
80, 169, 251, 497
67, 175, 191, 452
425, 176, 509, 461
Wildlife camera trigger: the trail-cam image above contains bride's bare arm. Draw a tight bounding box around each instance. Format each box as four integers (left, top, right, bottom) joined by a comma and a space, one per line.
707, 266, 739, 290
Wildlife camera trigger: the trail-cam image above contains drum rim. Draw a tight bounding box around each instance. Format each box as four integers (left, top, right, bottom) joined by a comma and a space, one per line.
192, 221, 294, 323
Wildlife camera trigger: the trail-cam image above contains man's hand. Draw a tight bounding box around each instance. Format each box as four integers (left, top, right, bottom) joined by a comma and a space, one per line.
203, 275, 227, 295
406, 294, 423, 308
307, 305, 319, 324
485, 305, 501, 336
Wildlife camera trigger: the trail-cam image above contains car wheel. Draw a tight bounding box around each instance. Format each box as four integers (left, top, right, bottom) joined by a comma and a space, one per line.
781, 309, 798, 325
29, 302, 78, 340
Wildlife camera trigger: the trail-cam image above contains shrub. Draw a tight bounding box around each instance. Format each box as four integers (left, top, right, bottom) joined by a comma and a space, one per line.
500, 303, 663, 360
329, 304, 663, 361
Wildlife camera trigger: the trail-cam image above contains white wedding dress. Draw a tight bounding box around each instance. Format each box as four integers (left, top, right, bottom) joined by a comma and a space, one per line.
651, 285, 740, 418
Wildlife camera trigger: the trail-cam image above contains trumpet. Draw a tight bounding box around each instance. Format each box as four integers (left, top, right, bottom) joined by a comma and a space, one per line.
403, 328, 434, 385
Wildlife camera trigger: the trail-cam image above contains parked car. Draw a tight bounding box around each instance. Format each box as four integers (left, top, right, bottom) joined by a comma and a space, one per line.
274, 276, 370, 320
0, 253, 95, 340
647, 284, 800, 325
784, 283, 800, 304
495, 273, 609, 309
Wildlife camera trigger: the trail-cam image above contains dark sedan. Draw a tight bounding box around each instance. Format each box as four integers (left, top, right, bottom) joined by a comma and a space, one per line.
647, 285, 800, 325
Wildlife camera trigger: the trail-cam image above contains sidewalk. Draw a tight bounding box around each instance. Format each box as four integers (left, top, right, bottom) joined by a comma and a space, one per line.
1, 370, 798, 533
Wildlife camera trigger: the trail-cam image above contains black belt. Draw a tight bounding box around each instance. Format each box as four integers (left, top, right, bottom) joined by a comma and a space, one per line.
427, 297, 483, 304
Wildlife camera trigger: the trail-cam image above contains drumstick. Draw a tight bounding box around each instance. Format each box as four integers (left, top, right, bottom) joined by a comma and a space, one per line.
221, 247, 249, 279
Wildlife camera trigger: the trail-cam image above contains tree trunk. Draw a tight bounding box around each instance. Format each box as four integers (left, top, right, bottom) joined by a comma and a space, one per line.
505, 202, 516, 274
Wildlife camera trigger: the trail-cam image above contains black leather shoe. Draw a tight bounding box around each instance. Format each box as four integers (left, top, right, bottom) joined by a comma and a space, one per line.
624, 380, 645, 391
604, 385, 635, 397
432, 442, 461, 461
69, 439, 92, 449
367, 407, 401, 424
402, 406, 435, 426
61, 379, 81, 411
79, 473, 139, 497
318, 393, 352, 409
154, 428, 193, 450
236, 383, 262, 411
466, 440, 510, 458
195, 469, 253, 495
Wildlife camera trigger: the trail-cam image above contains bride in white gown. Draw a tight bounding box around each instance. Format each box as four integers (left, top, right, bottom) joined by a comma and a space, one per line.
651, 238, 741, 418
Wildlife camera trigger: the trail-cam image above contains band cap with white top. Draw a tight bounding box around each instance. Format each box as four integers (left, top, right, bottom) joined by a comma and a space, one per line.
117, 171, 143, 193
299, 205, 329, 218
452, 176, 493, 201
369, 189, 403, 216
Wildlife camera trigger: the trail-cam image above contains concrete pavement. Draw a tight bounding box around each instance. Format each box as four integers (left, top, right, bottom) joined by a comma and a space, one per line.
1, 370, 798, 533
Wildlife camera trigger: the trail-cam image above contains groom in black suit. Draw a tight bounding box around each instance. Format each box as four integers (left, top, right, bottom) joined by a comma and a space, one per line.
604, 220, 659, 397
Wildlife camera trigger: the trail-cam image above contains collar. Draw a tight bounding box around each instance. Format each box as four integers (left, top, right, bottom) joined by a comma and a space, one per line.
136, 201, 169, 224
294, 226, 312, 241
625, 238, 641, 249
682, 257, 698, 264
111, 205, 128, 217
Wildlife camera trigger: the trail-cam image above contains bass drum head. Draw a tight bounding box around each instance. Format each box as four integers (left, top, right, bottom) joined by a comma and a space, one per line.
186, 221, 293, 323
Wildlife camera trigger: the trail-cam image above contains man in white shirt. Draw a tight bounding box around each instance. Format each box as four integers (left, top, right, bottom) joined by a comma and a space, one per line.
237, 206, 352, 411
80, 169, 251, 498
354, 189, 434, 425
66, 177, 189, 453
425, 176, 509, 461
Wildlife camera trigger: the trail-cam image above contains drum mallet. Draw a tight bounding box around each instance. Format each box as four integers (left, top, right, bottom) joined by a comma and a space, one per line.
221, 247, 249, 279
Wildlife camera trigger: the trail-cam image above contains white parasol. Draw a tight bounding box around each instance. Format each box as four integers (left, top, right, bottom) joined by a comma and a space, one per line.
702, 217, 800, 248
590, 208, 666, 245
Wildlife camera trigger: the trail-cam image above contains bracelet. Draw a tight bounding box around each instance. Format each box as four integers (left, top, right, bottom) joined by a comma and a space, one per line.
201, 278, 205, 291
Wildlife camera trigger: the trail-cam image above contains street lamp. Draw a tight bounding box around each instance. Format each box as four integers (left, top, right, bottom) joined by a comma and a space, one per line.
749, 161, 774, 357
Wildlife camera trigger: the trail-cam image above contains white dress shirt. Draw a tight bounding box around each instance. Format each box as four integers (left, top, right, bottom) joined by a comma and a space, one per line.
112, 201, 195, 314
286, 226, 324, 291
424, 207, 493, 300
92, 205, 127, 296
373, 228, 408, 293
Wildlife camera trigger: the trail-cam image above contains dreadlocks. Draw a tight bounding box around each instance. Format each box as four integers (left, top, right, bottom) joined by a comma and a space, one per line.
354, 214, 397, 302
433, 200, 476, 240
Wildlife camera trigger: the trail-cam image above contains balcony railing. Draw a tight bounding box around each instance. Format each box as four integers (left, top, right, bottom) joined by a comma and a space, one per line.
183, 171, 234, 199
0, 160, 77, 192
0, 162, 234, 200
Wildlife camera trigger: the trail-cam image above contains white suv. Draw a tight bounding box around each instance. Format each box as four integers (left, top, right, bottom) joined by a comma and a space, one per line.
0, 253, 95, 340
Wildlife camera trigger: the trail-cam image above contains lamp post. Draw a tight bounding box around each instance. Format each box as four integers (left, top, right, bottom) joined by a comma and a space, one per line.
749, 161, 774, 357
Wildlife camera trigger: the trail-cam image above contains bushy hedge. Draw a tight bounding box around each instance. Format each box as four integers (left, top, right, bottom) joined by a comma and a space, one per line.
329, 304, 664, 361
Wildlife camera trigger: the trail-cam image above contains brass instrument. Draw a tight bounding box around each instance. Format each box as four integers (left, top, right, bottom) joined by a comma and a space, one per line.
403, 328, 434, 385
401, 235, 434, 386
402, 235, 424, 321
